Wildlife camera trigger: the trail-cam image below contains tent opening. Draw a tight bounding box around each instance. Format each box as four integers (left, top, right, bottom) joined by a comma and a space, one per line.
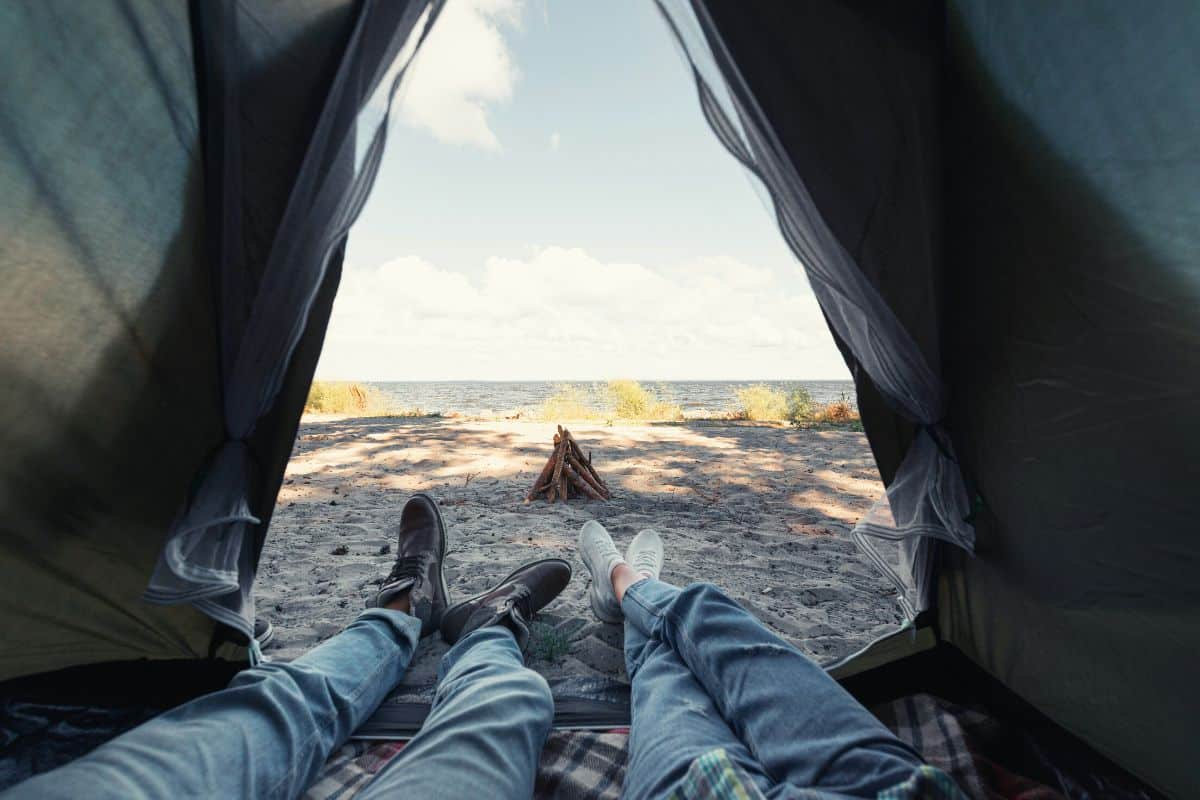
260, 0, 906, 717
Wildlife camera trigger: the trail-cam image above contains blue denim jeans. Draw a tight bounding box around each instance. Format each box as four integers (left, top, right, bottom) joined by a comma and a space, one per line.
3, 610, 553, 800
622, 579, 924, 799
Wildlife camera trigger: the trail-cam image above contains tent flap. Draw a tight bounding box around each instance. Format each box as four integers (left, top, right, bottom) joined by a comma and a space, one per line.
144, 0, 444, 640
659, 0, 971, 616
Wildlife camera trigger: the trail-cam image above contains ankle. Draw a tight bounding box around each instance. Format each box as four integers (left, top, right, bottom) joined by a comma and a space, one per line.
610, 561, 650, 604
383, 591, 411, 614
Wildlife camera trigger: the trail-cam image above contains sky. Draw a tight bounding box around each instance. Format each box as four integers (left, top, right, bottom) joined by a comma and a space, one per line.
316, 0, 848, 382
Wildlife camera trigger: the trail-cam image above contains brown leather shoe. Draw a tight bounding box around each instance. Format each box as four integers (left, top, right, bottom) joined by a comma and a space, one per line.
439, 558, 572, 650
370, 494, 449, 637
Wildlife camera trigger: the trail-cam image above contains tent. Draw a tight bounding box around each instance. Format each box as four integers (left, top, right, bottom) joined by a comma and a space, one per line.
1, 1, 1196, 797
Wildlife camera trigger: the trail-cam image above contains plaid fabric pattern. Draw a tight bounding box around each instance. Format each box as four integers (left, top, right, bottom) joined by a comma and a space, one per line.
874, 694, 1065, 800
533, 730, 628, 800
876, 693, 987, 797
303, 741, 407, 800
878, 766, 967, 800
303, 731, 629, 800
668, 749, 765, 800
306, 693, 1070, 799
666, 750, 966, 800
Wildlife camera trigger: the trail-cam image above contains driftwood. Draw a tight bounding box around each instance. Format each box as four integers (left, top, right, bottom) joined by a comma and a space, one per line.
526, 426, 611, 503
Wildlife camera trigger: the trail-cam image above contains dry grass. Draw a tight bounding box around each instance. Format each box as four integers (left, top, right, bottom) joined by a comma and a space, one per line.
537, 380, 682, 422
811, 398, 860, 424
537, 384, 606, 421
607, 380, 682, 421
304, 381, 431, 417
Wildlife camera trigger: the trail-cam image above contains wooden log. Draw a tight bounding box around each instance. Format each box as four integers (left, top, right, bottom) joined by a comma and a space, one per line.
564, 464, 606, 500
564, 430, 609, 493
568, 452, 609, 499
561, 427, 575, 499
526, 451, 559, 501
550, 432, 567, 499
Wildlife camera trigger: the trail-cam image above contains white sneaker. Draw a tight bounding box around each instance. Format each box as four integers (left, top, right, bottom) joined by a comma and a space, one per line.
578, 520, 624, 623
626, 529, 663, 581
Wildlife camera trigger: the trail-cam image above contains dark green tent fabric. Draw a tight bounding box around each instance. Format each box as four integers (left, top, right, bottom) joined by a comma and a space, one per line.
143, 0, 438, 641
939, 3, 1200, 797
689, 1, 1197, 795
0, 0, 226, 678
0, 0, 397, 680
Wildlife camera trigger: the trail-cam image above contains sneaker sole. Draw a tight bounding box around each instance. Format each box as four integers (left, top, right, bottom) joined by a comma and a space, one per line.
441, 557, 573, 641
588, 582, 623, 624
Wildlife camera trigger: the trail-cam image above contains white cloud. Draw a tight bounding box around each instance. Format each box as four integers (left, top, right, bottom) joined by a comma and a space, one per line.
398, 0, 523, 150
549, 131, 561, 151
318, 247, 847, 381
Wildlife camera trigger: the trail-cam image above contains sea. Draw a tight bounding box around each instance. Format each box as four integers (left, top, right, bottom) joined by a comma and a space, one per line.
367, 380, 856, 418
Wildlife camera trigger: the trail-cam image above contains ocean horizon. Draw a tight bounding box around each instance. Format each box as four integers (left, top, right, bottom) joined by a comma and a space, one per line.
363, 379, 856, 418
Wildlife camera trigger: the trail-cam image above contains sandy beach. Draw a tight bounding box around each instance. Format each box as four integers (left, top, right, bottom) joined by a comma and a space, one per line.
256, 417, 901, 690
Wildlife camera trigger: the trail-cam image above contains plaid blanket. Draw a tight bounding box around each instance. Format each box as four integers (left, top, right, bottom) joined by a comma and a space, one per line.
304, 730, 628, 800
874, 695, 1064, 800
306, 695, 1063, 800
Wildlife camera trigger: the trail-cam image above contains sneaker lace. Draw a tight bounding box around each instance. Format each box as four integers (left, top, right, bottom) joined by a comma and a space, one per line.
631, 550, 659, 574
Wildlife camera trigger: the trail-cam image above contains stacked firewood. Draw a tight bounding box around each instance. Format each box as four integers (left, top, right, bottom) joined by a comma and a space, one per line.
527, 426, 611, 503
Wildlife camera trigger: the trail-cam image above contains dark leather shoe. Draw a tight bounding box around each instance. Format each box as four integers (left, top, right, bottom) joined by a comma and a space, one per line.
440, 558, 572, 650
370, 494, 449, 637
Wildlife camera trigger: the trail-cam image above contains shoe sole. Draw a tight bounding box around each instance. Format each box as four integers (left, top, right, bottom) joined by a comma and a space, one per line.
255, 621, 275, 649
588, 583, 623, 625
441, 557, 573, 642
407, 492, 451, 630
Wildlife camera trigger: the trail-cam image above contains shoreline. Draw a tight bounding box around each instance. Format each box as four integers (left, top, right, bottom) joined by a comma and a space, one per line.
304, 379, 861, 424
300, 411, 861, 427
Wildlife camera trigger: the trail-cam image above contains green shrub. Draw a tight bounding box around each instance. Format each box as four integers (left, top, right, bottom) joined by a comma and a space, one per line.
785, 387, 814, 425
734, 384, 788, 421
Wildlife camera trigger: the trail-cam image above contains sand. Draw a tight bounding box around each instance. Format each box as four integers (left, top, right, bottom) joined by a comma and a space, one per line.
256, 417, 902, 690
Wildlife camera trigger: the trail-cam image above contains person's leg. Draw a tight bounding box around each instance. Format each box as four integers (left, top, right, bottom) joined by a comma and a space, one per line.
4, 493, 452, 800
358, 627, 554, 800
622, 578, 924, 796
622, 602, 774, 800
581, 525, 771, 799
359, 557, 571, 800
2, 609, 421, 800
